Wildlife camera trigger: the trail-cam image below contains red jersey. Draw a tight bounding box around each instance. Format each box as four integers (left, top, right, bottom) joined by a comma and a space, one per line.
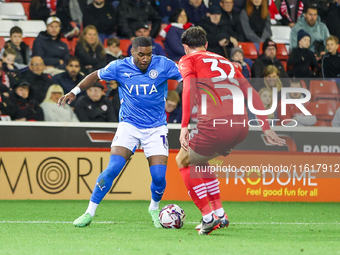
179, 50, 270, 131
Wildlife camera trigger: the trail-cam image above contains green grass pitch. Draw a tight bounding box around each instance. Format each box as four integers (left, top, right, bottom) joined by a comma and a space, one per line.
0, 200, 339, 255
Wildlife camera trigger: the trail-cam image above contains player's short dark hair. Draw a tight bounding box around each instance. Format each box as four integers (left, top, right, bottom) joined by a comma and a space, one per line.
304, 2, 318, 13
107, 37, 120, 47
67, 56, 80, 65
181, 26, 207, 48
10, 26, 23, 36
132, 36, 152, 49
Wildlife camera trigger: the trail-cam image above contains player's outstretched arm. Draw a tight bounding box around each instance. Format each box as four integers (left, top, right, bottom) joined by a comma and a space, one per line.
179, 127, 189, 151
264, 129, 286, 146
57, 71, 99, 107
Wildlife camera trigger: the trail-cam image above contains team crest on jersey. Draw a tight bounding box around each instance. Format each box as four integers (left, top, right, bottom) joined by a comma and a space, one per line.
101, 105, 108, 111
149, 69, 158, 79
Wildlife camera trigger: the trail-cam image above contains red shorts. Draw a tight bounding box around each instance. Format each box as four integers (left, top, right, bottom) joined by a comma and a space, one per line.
189, 115, 249, 157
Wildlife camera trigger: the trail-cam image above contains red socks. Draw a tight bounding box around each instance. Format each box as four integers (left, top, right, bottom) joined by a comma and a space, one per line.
179, 166, 212, 216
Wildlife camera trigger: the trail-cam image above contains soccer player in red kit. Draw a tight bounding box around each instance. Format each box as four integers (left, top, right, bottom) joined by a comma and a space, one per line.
176, 27, 286, 235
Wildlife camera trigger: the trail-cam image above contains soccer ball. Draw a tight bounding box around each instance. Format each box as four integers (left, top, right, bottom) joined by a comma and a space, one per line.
159, 204, 186, 229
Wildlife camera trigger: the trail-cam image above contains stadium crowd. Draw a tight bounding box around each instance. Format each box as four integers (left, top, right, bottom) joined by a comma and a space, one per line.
0, 0, 340, 126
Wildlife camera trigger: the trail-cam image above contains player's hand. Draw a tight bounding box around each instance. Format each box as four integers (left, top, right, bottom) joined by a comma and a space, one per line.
57, 92, 76, 107
264, 129, 286, 146
179, 127, 189, 151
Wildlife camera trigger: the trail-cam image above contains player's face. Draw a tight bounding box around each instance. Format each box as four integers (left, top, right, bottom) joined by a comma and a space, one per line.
305, 9, 318, 27
260, 90, 272, 107
10, 33, 22, 47
131, 46, 152, 72
66, 61, 81, 77
326, 39, 338, 54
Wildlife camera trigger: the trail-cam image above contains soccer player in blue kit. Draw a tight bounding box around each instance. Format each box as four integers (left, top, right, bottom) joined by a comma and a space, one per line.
57, 37, 182, 228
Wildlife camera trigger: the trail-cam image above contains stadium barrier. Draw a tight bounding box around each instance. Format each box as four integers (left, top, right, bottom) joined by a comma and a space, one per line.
0, 122, 339, 201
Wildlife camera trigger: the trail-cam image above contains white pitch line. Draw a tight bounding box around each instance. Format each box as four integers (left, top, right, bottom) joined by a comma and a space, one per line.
0, 221, 339, 225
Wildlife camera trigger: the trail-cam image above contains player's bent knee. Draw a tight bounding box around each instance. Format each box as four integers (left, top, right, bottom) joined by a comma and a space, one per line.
176, 153, 189, 169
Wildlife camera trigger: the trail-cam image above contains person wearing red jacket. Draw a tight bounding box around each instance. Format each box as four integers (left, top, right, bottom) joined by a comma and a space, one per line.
176, 26, 286, 235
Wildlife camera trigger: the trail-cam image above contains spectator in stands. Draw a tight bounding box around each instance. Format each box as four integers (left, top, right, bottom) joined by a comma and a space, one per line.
127, 23, 166, 57
332, 106, 340, 127
240, 0, 272, 44
1, 49, 22, 78
22, 56, 53, 104
9, 80, 44, 121
198, 5, 236, 58
75, 25, 107, 75
289, 5, 329, 60
0, 27, 30, 67
326, 0, 340, 42
29, 0, 79, 38
233, 0, 247, 13
75, 82, 117, 122
52, 56, 85, 104
279, 0, 309, 28
117, 0, 162, 40
180, 0, 208, 25
82, 0, 118, 43
252, 39, 288, 78
161, 8, 192, 61
287, 29, 320, 78
220, 0, 246, 42
0, 60, 12, 92
321, 35, 340, 79
165, 90, 182, 123
247, 87, 277, 125
0, 85, 17, 120
107, 80, 120, 120
158, 0, 181, 23
230, 47, 251, 78
1, 49, 23, 89
40, 84, 79, 122
105, 38, 126, 64
32, 17, 70, 75
277, 80, 316, 126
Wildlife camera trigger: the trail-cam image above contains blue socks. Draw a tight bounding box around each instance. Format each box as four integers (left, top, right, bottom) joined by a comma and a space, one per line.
150, 165, 167, 202
90, 155, 126, 204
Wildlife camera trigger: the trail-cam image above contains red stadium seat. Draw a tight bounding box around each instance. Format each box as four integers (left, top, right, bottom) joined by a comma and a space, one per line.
119, 39, 132, 56
60, 37, 73, 55
306, 102, 335, 121
22, 37, 35, 49
0, 37, 5, 49
309, 80, 339, 102
155, 39, 165, 50
313, 120, 327, 126
238, 42, 258, 60
168, 80, 179, 90
21, 2, 30, 20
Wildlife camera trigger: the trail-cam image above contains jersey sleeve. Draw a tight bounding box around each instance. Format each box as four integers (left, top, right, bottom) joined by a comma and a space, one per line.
97, 61, 117, 81
165, 59, 183, 82
179, 57, 196, 128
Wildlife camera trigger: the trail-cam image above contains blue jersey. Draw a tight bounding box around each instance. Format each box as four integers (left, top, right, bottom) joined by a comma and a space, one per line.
98, 55, 182, 128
